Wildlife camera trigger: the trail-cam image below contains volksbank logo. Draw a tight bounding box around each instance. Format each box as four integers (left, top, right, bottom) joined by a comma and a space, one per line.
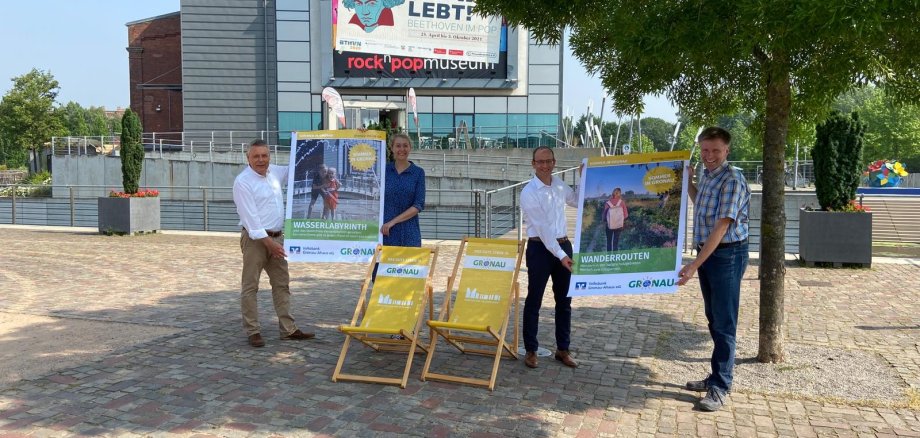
628, 277, 676, 289
378, 294, 413, 307
341, 247, 375, 256
465, 288, 500, 302
472, 259, 506, 269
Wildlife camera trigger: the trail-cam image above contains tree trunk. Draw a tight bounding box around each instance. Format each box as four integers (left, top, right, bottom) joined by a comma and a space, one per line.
757, 59, 790, 363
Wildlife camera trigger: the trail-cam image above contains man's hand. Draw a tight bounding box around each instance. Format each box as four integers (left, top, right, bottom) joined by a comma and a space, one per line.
561, 256, 574, 272
677, 262, 698, 285
262, 237, 287, 259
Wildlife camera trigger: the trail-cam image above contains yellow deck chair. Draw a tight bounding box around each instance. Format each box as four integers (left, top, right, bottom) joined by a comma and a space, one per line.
420, 237, 524, 390
332, 245, 438, 388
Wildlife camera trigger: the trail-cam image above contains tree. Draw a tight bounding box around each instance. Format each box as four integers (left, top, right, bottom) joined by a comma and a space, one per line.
835, 86, 920, 171
120, 109, 143, 194
813, 111, 865, 211
621, 133, 655, 154
638, 117, 675, 152
475, 0, 920, 362
59, 101, 89, 136
57, 102, 112, 137
0, 69, 66, 173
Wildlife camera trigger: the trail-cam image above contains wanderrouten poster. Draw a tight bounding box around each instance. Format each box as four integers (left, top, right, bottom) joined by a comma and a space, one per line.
284, 130, 386, 263
569, 151, 691, 296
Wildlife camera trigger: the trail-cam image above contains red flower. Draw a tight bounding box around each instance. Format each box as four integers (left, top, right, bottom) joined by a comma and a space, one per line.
109, 189, 160, 198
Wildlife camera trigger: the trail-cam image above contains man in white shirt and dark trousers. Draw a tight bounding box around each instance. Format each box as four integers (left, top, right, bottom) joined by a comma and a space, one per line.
233, 139, 315, 348
520, 146, 579, 369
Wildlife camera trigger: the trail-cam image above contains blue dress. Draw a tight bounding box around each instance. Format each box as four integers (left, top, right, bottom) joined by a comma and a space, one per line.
383, 161, 426, 246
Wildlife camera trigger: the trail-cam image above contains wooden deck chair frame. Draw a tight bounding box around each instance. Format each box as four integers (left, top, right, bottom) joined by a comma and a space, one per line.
332, 245, 438, 388
420, 237, 524, 391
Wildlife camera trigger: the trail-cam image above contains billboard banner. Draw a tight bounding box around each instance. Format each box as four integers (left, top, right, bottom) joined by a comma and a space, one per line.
332, 0, 507, 79
283, 130, 386, 263
568, 151, 691, 296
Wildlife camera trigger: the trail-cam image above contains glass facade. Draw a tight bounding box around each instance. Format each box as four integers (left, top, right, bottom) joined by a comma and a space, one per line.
271, 2, 563, 150
407, 112, 558, 149
278, 112, 322, 144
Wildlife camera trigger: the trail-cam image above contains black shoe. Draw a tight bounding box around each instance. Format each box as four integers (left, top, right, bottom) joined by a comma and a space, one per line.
685, 376, 710, 392
281, 329, 315, 340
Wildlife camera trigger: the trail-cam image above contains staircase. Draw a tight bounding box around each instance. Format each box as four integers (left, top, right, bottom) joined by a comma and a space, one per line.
861, 196, 920, 243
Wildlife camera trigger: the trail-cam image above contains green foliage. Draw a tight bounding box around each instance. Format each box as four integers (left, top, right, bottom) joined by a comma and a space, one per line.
0, 137, 28, 168
119, 109, 143, 194
813, 111, 865, 211
622, 133, 655, 154
58, 102, 111, 137
0, 69, 66, 172
637, 118, 673, 152
367, 119, 402, 161
25, 170, 51, 185
834, 86, 920, 171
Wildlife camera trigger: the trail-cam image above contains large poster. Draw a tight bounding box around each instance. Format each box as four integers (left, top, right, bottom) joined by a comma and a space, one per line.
284, 130, 386, 263
569, 151, 691, 296
332, 0, 507, 79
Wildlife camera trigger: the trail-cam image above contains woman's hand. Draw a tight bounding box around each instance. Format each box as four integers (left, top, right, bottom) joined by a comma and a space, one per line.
380, 221, 394, 236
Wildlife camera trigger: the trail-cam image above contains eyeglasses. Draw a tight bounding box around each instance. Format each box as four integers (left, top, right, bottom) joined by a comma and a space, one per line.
533, 159, 555, 165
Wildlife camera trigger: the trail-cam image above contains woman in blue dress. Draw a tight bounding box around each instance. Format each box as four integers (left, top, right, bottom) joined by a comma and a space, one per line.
381, 133, 425, 246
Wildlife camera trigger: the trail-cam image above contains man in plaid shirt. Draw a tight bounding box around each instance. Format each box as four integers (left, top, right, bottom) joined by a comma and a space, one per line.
677, 126, 750, 411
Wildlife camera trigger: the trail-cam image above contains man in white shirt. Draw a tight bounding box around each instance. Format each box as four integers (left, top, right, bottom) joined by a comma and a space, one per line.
520, 146, 579, 369
233, 140, 315, 347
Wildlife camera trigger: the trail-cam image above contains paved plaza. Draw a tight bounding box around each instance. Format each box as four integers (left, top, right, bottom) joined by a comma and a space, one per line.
1, 225, 919, 437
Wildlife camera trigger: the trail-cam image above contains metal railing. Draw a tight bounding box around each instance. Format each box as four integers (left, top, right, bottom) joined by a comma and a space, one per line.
0, 184, 496, 239
482, 165, 581, 239
52, 124, 568, 157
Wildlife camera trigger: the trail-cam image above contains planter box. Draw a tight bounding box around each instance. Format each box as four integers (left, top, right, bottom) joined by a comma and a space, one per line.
799, 208, 872, 267
97, 196, 161, 235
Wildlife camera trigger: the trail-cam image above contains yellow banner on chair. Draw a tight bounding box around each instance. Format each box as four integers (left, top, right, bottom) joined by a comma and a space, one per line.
450, 239, 518, 329
363, 246, 431, 332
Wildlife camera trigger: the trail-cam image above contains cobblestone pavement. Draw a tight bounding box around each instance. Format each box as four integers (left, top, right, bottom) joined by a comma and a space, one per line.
1, 226, 919, 437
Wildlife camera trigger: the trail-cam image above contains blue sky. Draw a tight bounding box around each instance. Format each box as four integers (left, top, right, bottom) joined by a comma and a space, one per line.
583, 161, 683, 198
0, 1, 677, 123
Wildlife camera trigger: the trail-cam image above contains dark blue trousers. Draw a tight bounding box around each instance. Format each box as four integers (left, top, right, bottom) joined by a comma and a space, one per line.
523, 239, 573, 353
698, 243, 749, 392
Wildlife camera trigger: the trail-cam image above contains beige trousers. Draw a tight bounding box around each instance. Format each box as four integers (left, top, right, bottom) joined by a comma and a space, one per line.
240, 230, 297, 337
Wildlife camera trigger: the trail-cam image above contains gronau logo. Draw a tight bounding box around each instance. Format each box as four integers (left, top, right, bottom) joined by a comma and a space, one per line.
378, 263, 428, 278
628, 277, 676, 289
341, 247, 375, 256
472, 259, 506, 269
377, 294, 413, 307
465, 288, 500, 302
385, 267, 420, 276
465, 256, 515, 271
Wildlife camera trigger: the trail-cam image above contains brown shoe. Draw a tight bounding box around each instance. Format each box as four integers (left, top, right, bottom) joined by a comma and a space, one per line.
554, 350, 578, 368
281, 329, 315, 340
524, 351, 538, 369
248, 333, 265, 348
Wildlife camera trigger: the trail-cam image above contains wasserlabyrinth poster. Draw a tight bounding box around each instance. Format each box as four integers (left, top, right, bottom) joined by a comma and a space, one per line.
568, 151, 691, 296
284, 130, 385, 263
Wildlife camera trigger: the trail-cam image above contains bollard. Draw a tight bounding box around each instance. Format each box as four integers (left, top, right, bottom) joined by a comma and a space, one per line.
203, 188, 209, 231
11, 185, 17, 224
70, 186, 75, 227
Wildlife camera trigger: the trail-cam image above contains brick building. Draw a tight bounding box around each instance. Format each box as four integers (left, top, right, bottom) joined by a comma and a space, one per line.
126, 12, 182, 135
